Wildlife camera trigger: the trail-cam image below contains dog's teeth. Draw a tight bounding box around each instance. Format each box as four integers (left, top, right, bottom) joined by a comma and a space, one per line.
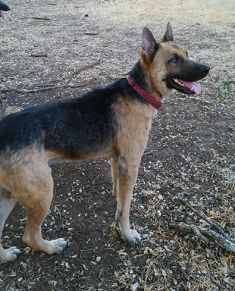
173, 79, 184, 86
174, 79, 181, 85
173, 79, 179, 84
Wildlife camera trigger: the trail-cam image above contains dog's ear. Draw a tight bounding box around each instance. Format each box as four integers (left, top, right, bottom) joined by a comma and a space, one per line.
142, 27, 159, 61
162, 22, 174, 42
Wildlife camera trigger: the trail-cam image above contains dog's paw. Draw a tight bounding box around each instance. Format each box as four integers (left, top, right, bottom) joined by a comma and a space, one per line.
0, 246, 21, 263
123, 229, 141, 244
49, 238, 67, 254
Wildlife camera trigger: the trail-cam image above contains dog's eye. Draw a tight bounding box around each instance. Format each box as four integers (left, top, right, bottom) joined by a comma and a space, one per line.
168, 54, 180, 64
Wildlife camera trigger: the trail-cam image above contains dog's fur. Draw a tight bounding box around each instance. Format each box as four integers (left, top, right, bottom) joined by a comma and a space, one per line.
0, 23, 209, 263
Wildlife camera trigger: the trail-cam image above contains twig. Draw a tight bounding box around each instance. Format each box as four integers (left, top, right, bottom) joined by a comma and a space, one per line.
178, 198, 228, 237
144, 261, 154, 290
62, 60, 101, 79
31, 53, 48, 58
0, 59, 101, 94
144, 149, 158, 155
172, 198, 235, 254
0, 83, 88, 94
1, 60, 100, 94
171, 223, 209, 244
171, 222, 235, 254
32, 17, 51, 20
83, 32, 99, 36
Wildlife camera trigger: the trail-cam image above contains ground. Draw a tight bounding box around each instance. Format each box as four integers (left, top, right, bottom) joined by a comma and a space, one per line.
0, 0, 235, 290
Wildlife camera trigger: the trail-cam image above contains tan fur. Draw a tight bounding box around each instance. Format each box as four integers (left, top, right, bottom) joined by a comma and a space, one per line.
112, 98, 155, 241
140, 42, 189, 101
114, 98, 155, 159
0, 146, 49, 196
111, 157, 119, 197
0, 147, 56, 252
0, 146, 67, 256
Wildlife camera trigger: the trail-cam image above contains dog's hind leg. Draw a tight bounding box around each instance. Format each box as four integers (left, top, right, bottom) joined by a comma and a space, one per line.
16, 161, 67, 255
0, 187, 20, 263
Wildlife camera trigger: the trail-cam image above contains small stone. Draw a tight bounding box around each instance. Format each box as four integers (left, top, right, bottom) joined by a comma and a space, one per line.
161, 269, 167, 279
229, 163, 235, 170
158, 194, 163, 200
131, 282, 139, 291
152, 184, 161, 190
96, 256, 101, 262
110, 74, 117, 80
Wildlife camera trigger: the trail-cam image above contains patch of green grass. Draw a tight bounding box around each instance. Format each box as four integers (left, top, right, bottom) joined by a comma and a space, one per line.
215, 82, 234, 102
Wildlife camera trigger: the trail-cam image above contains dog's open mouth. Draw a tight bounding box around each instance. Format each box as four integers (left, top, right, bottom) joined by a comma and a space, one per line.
168, 78, 202, 95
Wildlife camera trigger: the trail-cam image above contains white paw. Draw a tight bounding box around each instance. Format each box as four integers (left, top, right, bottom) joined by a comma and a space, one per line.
50, 238, 67, 254
0, 246, 21, 263
122, 229, 141, 244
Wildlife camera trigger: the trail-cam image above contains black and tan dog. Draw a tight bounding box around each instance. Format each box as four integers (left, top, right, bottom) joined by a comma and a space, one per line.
0, 23, 209, 263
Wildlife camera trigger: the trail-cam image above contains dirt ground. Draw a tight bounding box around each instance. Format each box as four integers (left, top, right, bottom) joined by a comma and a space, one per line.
0, 0, 235, 290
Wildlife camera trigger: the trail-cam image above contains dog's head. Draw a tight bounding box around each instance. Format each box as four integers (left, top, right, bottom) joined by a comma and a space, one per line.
141, 23, 210, 97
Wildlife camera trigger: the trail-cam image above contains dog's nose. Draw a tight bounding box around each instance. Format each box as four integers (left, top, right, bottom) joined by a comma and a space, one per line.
201, 64, 210, 75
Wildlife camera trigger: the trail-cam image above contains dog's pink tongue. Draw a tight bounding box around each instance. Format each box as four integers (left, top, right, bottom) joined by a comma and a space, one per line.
180, 80, 202, 95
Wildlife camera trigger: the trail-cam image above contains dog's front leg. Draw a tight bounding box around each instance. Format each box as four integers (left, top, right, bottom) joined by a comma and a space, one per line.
115, 157, 141, 244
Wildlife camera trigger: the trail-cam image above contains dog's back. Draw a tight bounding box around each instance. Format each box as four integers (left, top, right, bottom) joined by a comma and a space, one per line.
0, 84, 119, 161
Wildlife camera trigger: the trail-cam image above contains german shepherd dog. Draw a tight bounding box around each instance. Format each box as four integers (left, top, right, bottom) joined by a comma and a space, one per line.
0, 23, 209, 263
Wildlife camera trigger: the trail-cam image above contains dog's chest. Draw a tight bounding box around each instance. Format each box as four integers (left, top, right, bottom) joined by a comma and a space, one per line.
114, 98, 155, 150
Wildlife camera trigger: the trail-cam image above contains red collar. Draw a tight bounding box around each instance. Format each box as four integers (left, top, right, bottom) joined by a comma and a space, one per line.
127, 75, 162, 110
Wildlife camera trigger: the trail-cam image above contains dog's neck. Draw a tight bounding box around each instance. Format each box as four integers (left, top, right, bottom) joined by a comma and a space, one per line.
129, 61, 162, 110
129, 61, 148, 91
127, 75, 162, 110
